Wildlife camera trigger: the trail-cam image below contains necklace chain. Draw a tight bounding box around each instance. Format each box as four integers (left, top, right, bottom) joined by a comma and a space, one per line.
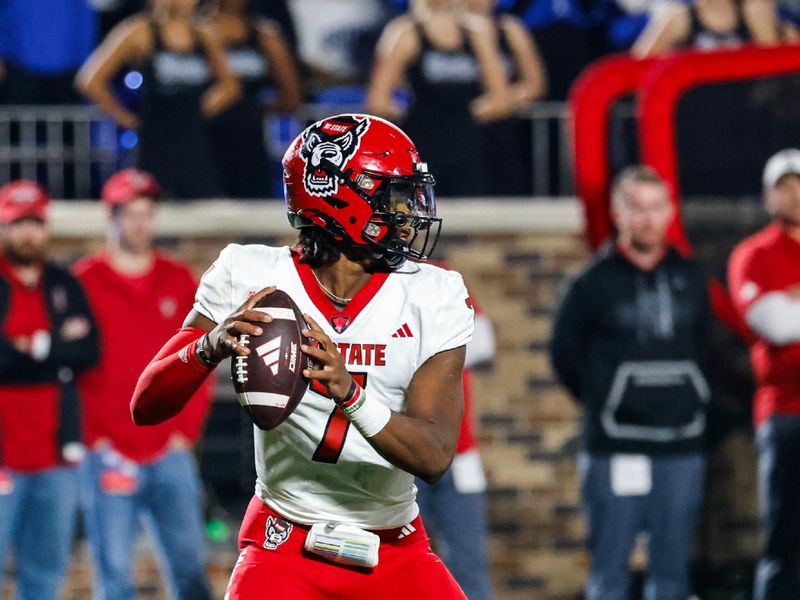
311, 269, 352, 304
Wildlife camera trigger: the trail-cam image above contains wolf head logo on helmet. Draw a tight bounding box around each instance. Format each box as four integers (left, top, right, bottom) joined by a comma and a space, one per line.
300, 116, 370, 197
283, 114, 441, 269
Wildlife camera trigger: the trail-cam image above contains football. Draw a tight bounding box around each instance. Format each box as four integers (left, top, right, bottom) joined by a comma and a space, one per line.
231, 290, 314, 430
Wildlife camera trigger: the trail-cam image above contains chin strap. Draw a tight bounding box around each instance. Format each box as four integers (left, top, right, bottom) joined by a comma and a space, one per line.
372, 239, 409, 269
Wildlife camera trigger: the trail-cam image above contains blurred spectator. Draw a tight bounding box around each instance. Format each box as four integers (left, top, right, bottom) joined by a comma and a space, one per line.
0, 0, 96, 104
76, 0, 241, 199
289, 0, 390, 87
0, 181, 99, 599
367, 0, 510, 196
632, 0, 783, 58
510, 0, 599, 100
468, 0, 545, 109
593, 0, 658, 50
416, 265, 496, 600
551, 166, 711, 600
90, 0, 147, 39
777, 0, 800, 39
74, 169, 214, 600
205, 0, 302, 198
468, 0, 547, 196
248, 0, 298, 53
727, 149, 800, 600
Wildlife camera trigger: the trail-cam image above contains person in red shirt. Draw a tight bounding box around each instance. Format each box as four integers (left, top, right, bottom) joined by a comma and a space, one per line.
0, 180, 99, 600
728, 148, 800, 600
74, 169, 213, 600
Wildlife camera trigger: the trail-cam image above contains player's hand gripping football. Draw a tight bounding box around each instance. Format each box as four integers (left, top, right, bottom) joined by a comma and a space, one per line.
301, 314, 352, 402
202, 287, 276, 363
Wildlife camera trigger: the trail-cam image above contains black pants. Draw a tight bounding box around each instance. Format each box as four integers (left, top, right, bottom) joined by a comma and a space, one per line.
755, 414, 800, 600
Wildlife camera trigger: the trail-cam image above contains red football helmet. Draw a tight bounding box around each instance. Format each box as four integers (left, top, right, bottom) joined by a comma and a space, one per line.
283, 114, 440, 268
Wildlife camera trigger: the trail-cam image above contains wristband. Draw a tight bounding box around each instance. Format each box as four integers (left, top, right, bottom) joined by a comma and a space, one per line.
335, 383, 391, 438
337, 379, 360, 409
194, 334, 220, 368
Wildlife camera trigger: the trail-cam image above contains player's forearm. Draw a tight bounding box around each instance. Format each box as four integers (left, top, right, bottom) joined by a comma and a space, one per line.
365, 347, 465, 483
330, 377, 459, 483
131, 327, 214, 426
369, 414, 458, 484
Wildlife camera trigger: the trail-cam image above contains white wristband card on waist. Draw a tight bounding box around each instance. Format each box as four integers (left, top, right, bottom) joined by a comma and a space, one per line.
304, 523, 380, 568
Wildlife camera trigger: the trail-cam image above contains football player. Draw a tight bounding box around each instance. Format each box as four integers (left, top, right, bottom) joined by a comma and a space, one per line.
131, 114, 474, 598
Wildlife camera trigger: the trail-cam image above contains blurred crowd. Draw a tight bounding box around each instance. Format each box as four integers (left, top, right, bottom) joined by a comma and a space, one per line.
0, 0, 798, 198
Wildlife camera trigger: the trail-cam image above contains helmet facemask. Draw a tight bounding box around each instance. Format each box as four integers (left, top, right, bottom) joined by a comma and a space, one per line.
315, 158, 442, 269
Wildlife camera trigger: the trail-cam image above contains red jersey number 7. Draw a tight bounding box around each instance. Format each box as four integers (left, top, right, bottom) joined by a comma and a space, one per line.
311, 372, 368, 464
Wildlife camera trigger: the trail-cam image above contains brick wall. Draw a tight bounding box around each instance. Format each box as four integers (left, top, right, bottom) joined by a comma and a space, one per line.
23, 201, 762, 599
443, 233, 587, 599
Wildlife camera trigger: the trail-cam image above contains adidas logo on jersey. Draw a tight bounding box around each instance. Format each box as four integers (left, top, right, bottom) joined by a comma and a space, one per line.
391, 323, 414, 338
256, 337, 282, 375
397, 523, 416, 540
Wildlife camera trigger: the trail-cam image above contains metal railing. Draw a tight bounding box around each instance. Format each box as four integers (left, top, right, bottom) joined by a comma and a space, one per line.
523, 102, 573, 197
0, 106, 118, 199
0, 102, 578, 199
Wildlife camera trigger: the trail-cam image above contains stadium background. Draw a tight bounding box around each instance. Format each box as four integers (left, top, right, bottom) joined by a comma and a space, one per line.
2, 0, 799, 597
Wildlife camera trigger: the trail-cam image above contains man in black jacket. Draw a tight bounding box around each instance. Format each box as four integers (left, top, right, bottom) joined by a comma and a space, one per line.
0, 180, 99, 600
551, 166, 711, 600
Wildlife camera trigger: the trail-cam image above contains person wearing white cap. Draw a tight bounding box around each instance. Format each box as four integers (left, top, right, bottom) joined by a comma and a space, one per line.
728, 148, 800, 600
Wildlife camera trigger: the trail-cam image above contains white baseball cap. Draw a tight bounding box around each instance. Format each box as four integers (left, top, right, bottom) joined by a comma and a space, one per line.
763, 149, 800, 189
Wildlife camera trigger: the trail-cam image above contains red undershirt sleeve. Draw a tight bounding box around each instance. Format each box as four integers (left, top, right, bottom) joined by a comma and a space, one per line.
174, 273, 216, 441
175, 376, 215, 441
131, 327, 214, 426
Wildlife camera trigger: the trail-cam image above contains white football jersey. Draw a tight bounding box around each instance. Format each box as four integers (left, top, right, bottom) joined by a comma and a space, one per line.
194, 244, 474, 528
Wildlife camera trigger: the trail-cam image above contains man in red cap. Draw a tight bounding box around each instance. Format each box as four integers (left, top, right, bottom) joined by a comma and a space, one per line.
0, 180, 99, 599
74, 169, 213, 600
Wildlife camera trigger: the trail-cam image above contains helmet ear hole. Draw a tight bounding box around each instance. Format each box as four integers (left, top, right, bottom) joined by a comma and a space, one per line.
349, 217, 357, 224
